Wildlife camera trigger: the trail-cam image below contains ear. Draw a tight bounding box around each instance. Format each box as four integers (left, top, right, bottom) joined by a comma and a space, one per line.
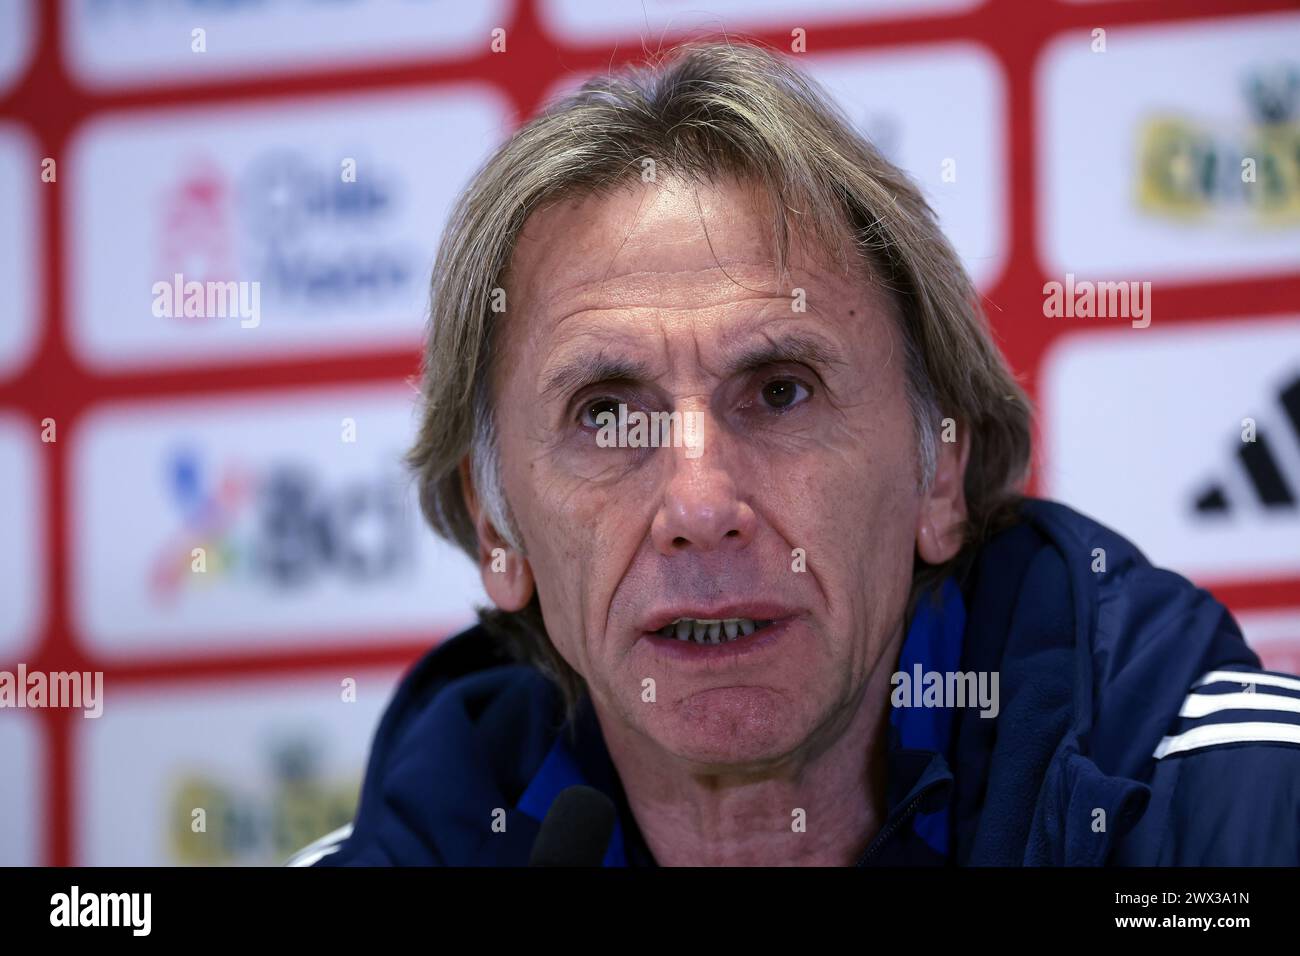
915, 421, 971, 565
459, 456, 535, 612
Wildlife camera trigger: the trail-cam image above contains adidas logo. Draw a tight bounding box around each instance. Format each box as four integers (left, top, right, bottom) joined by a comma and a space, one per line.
1194, 373, 1300, 515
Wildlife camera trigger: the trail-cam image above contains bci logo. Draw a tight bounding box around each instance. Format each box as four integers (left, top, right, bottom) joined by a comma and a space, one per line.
149, 449, 415, 601
256, 464, 414, 587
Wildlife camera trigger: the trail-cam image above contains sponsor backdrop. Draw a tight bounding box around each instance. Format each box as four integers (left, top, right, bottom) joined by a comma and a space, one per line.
0, 0, 1297, 865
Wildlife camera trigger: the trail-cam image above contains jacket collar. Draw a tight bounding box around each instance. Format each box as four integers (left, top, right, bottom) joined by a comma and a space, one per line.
876, 577, 966, 860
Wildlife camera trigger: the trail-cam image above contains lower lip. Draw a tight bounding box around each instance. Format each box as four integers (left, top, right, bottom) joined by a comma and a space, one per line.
640, 618, 794, 663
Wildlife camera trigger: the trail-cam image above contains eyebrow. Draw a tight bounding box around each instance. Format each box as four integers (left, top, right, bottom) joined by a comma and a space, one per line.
728, 331, 848, 376
540, 350, 655, 403
538, 331, 848, 403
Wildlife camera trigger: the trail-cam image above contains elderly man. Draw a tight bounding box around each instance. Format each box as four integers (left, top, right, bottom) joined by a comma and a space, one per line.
292, 41, 1300, 867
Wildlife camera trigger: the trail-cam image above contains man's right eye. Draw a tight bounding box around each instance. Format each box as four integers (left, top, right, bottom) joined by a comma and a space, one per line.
578, 398, 622, 429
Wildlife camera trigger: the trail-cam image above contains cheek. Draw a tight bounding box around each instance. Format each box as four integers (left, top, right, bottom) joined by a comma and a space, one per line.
509, 465, 637, 670
847, 424, 923, 576
800, 395, 921, 523
782, 404, 921, 624
524, 521, 588, 649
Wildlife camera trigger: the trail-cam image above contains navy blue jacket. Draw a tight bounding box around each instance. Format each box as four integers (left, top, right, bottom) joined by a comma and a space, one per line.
291, 499, 1300, 866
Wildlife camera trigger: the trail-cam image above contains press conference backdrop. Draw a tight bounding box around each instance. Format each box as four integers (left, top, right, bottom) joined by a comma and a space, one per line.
0, 0, 1297, 866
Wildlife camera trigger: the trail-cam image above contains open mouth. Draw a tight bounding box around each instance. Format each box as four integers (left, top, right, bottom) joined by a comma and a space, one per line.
652, 618, 777, 646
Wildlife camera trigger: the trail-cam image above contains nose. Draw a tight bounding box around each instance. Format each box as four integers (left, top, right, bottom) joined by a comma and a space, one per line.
650, 431, 757, 555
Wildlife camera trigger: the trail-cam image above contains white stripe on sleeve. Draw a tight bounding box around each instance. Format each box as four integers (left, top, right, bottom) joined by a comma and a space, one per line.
1153, 721, 1300, 759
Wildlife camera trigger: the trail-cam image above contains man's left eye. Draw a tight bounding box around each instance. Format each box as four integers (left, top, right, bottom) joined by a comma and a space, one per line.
759, 378, 811, 410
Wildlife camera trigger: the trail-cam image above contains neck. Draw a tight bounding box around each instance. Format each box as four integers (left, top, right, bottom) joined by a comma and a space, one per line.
597, 663, 896, 867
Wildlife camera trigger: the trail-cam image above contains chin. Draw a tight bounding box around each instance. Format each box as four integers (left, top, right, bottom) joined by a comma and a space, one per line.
649, 685, 809, 768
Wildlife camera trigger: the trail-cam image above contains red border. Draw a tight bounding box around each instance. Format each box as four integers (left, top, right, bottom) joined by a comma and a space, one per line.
1, 0, 1297, 865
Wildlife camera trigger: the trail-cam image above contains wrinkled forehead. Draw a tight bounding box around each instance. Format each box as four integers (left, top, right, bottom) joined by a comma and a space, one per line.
497, 173, 882, 355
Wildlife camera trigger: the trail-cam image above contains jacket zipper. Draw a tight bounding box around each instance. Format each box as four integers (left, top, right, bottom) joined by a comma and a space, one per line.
855, 786, 939, 865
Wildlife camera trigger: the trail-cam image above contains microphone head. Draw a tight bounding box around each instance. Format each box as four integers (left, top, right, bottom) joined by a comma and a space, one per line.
529, 785, 617, 867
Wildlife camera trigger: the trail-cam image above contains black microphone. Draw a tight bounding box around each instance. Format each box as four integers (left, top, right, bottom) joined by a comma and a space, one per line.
528, 785, 616, 867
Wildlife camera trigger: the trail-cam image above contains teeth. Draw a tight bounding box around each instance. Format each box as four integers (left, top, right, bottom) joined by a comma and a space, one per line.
656, 618, 770, 645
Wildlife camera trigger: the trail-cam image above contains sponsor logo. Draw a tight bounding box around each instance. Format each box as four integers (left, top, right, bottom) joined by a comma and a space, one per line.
152, 148, 415, 322
538, 0, 981, 42
1137, 66, 1300, 226
146, 447, 414, 605
75, 676, 395, 865
1038, 14, 1300, 280
1042, 318, 1300, 581
1194, 373, 1300, 515
72, 388, 486, 654
69, 90, 508, 368
64, 0, 510, 89
169, 737, 358, 866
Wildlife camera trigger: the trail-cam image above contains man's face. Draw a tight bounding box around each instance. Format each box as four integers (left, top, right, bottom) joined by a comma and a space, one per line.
483, 174, 931, 770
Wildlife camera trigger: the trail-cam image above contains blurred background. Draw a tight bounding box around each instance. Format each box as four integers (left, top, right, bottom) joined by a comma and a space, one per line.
0, 0, 1297, 865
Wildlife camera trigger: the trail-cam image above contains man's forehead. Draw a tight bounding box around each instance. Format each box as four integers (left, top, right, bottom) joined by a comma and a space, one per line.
503, 181, 869, 335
